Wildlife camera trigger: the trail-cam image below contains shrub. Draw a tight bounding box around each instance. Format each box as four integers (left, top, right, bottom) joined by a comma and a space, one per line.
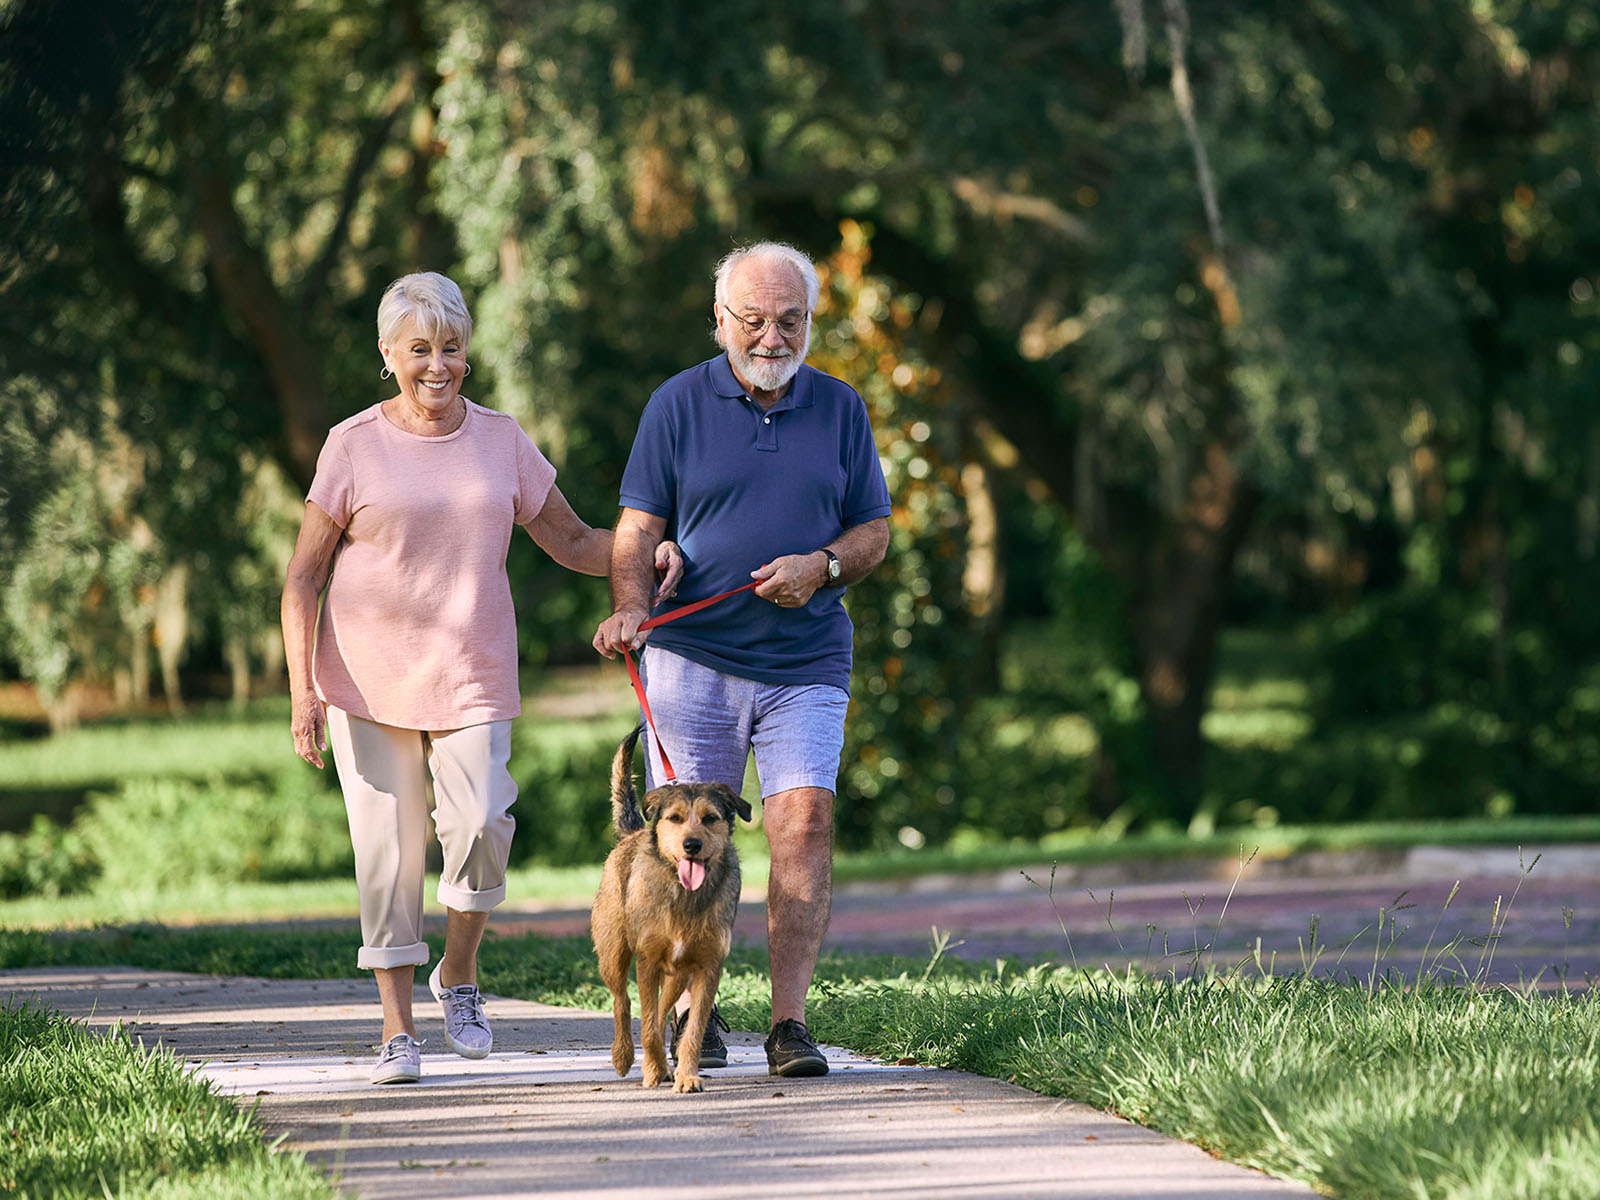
505, 729, 620, 867
0, 814, 99, 899
76, 770, 352, 893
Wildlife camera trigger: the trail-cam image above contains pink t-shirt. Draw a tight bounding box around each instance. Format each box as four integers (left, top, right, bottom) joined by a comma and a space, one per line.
306, 400, 557, 730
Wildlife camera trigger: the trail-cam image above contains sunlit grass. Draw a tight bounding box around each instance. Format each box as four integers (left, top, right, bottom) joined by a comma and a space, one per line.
0, 998, 334, 1199
0, 704, 294, 790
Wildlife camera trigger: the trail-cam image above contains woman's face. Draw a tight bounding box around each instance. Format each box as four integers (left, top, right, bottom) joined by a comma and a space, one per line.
380, 314, 468, 416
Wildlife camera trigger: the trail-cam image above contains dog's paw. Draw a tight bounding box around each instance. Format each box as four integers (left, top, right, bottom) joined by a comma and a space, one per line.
673, 1072, 705, 1094
611, 1041, 634, 1078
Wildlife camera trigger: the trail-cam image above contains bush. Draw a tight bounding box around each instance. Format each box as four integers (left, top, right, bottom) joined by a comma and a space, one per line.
505, 729, 621, 867
0, 814, 99, 899
76, 770, 352, 893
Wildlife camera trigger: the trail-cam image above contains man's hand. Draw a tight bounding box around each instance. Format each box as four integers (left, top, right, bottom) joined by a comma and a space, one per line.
593, 540, 685, 659
654, 540, 685, 606
751, 552, 827, 609
593, 607, 650, 659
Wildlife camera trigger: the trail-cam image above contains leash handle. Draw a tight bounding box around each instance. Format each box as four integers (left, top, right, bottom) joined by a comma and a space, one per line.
623, 578, 761, 786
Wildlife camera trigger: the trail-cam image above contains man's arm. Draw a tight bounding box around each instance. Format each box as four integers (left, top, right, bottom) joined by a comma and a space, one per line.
593, 507, 669, 657
749, 516, 890, 608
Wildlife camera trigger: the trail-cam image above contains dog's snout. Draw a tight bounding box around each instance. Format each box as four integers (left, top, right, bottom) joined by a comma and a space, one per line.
682, 836, 702, 857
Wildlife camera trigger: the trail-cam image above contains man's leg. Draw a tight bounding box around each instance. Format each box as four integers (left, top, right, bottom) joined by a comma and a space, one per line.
763, 785, 834, 1025
751, 681, 847, 1076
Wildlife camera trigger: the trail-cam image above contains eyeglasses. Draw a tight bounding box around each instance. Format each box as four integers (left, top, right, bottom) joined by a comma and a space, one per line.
720, 305, 809, 339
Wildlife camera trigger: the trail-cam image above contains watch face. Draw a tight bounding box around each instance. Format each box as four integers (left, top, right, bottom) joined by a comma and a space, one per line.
826, 554, 841, 579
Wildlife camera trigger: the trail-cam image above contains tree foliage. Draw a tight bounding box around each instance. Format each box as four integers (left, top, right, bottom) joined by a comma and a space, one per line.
2, 0, 1598, 840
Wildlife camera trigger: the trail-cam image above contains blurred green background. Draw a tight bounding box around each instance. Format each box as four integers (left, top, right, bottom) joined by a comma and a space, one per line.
3, 0, 1598, 903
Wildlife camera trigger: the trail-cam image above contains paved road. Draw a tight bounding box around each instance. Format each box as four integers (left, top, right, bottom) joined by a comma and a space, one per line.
499, 843, 1600, 988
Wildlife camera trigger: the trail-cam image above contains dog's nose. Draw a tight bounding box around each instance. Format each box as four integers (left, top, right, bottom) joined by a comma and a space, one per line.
683, 837, 702, 856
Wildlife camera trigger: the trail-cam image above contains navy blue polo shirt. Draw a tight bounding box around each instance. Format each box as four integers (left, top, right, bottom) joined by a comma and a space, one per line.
618, 354, 892, 691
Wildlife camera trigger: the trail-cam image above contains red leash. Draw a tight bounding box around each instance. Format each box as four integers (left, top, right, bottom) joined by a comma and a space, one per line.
621, 579, 759, 783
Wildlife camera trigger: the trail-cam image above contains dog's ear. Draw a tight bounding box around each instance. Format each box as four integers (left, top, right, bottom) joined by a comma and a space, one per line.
712, 784, 753, 824
642, 788, 664, 823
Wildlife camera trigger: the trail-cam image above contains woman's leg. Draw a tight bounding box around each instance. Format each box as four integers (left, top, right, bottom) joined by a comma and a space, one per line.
325, 706, 432, 1040
427, 719, 517, 946
424, 719, 516, 1055
374, 965, 417, 1042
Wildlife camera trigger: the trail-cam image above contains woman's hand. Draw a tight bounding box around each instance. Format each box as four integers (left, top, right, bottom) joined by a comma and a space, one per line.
291, 692, 329, 769
653, 540, 685, 605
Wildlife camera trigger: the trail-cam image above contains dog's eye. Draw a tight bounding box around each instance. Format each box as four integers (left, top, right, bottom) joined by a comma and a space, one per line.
665, 812, 686, 823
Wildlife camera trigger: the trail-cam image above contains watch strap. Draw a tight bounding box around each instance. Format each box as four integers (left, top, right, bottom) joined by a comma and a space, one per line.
820, 547, 842, 584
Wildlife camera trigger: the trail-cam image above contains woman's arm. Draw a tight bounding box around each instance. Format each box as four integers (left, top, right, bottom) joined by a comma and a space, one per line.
522, 485, 614, 576
523, 486, 684, 592
280, 502, 343, 768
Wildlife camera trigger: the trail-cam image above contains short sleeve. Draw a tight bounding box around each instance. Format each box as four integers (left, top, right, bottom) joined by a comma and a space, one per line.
841, 396, 892, 526
306, 430, 355, 527
617, 392, 677, 518
512, 427, 558, 525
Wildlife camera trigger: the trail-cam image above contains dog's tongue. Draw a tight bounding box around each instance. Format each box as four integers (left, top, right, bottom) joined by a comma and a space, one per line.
677, 858, 707, 891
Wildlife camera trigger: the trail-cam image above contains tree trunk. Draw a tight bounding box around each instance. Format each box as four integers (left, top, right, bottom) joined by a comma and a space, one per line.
186, 163, 331, 491
1131, 440, 1261, 827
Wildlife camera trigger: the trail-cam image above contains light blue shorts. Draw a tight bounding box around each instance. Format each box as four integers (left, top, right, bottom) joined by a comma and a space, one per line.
638, 646, 849, 799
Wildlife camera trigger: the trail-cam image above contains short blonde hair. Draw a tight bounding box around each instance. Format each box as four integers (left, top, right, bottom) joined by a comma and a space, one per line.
376, 272, 474, 347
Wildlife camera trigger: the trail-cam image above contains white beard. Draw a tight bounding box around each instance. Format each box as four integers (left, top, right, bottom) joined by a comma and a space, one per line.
730, 329, 810, 393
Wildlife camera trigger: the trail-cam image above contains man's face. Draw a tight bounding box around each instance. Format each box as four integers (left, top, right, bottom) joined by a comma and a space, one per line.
716, 259, 811, 395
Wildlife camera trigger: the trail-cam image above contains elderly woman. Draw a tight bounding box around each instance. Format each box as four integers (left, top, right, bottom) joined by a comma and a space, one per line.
282, 271, 680, 1084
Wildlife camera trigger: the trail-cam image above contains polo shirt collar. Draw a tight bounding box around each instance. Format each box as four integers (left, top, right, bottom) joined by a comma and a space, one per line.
711, 353, 815, 412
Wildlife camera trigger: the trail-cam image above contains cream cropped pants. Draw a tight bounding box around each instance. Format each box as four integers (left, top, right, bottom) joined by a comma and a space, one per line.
325, 706, 517, 970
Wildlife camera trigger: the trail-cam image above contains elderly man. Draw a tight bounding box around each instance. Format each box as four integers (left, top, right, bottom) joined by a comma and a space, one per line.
594, 241, 891, 1077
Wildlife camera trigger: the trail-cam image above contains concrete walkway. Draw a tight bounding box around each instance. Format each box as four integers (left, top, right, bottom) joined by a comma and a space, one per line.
4, 966, 1313, 1199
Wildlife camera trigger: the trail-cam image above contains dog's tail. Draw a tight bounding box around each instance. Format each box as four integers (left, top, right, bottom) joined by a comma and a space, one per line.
610, 724, 647, 836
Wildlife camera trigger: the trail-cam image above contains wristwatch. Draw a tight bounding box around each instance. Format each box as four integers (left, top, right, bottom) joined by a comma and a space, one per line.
819, 547, 842, 585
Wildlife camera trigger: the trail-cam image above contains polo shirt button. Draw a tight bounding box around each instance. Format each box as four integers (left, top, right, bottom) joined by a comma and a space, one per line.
763, 416, 771, 424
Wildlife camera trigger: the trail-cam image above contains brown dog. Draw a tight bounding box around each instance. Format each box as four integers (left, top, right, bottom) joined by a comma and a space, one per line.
591, 726, 752, 1092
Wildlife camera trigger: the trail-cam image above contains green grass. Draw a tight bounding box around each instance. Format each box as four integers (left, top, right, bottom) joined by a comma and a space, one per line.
0, 699, 295, 793
825, 970, 1600, 1200
0, 997, 335, 1199
5, 922, 1600, 1199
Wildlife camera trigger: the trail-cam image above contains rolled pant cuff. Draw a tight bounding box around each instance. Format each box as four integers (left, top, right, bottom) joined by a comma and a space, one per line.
437, 880, 506, 912
357, 941, 430, 970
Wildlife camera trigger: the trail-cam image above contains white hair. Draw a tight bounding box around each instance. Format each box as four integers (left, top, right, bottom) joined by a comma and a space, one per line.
376, 272, 473, 347
713, 241, 820, 312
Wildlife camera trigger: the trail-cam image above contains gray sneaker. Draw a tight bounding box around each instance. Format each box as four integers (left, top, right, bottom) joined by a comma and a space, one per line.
371, 1033, 422, 1084
429, 960, 492, 1059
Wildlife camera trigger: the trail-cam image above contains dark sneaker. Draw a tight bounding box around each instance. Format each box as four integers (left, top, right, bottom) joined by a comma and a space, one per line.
764, 1018, 829, 1077
670, 1003, 730, 1068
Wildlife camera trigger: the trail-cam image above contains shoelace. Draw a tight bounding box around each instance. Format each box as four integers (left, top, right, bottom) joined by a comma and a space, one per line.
374, 1033, 422, 1057
441, 985, 489, 1032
